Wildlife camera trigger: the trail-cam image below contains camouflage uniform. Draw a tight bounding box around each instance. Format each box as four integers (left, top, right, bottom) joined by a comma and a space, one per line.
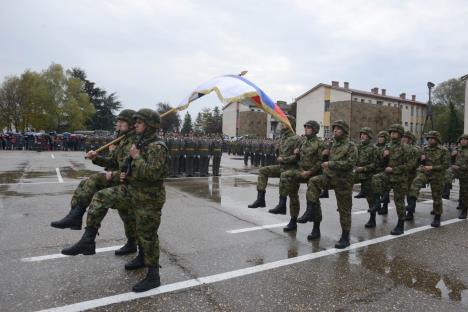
307, 120, 357, 248
211, 138, 223, 176
452, 134, 468, 219
374, 131, 391, 214
402, 131, 422, 221
371, 124, 410, 235
354, 128, 377, 209
407, 131, 450, 226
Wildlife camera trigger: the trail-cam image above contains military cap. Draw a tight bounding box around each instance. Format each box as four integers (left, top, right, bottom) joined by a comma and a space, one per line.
331, 120, 349, 134
133, 108, 160, 129
402, 131, 416, 142
359, 127, 374, 139
425, 130, 442, 143
304, 120, 320, 132
117, 109, 136, 124
388, 124, 404, 135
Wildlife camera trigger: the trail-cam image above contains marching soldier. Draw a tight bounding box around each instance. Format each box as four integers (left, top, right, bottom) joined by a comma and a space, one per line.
212, 136, 223, 176
374, 131, 391, 215
51, 109, 138, 256
370, 124, 410, 235
406, 131, 450, 227
185, 133, 195, 177
248, 116, 301, 211
354, 128, 378, 228
452, 134, 468, 219
402, 131, 422, 221
198, 136, 210, 177
306, 120, 357, 248
280, 120, 324, 235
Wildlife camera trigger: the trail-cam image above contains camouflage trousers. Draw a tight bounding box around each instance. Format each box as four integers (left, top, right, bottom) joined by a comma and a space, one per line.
372, 173, 407, 219
257, 165, 282, 192
86, 185, 136, 241
129, 185, 165, 267
353, 174, 374, 208
307, 175, 353, 230
70, 173, 112, 209
408, 172, 444, 215
460, 177, 468, 209
280, 169, 312, 218
212, 155, 221, 176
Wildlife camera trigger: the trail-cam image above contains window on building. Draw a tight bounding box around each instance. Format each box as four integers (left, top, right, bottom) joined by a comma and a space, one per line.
353, 97, 358, 101
323, 126, 330, 138
410, 123, 413, 132
324, 100, 330, 112
406, 106, 408, 109
377, 100, 383, 105
405, 121, 408, 126
368, 99, 372, 103
411, 106, 414, 116
361, 99, 365, 103
394, 104, 398, 107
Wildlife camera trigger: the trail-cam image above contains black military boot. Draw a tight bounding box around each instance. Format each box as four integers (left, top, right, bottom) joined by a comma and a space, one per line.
459, 207, 467, 219
354, 190, 366, 198
268, 196, 287, 215
442, 183, 451, 200
115, 239, 137, 256
404, 197, 417, 221
132, 266, 161, 292
319, 189, 329, 198
335, 230, 350, 249
283, 217, 297, 232
297, 201, 314, 223
51, 205, 86, 230
390, 219, 404, 235
457, 200, 462, 210
125, 248, 145, 270
61, 227, 98, 256
307, 222, 321, 240
431, 214, 441, 228
248, 190, 266, 208
365, 212, 376, 228
369, 194, 381, 214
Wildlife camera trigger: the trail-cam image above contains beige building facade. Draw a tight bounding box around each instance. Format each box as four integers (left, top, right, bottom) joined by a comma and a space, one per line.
296, 81, 427, 139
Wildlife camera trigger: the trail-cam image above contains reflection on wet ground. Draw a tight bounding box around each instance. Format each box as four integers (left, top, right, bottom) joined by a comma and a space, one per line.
60, 167, 99, 179
356, 245, 468, 304
166, 177, 222, 203
0, 189, 74, 197
0, 162, 28, 183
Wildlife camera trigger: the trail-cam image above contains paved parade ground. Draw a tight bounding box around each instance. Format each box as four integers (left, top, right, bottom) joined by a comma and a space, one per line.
0, 151, 467, 312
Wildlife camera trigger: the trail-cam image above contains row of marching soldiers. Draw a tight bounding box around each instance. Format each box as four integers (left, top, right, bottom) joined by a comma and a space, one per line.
227, 138, 279, 167
247, 116, 468, 249
163, 133, 223, 177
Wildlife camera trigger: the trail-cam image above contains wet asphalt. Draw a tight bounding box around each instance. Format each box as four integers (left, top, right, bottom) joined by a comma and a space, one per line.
0, 151, 467, 312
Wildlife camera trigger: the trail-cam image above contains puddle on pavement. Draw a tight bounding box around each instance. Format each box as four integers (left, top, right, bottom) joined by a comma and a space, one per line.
167, 177, 221, 202
60, 167, 100, 179
354, 246, 468, 304
0, 189, 74, 197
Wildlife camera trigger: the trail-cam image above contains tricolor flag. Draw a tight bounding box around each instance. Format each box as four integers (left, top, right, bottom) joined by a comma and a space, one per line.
177, 75, 293, 131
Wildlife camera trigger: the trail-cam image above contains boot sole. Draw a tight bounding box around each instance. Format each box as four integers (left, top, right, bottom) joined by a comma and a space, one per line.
115, 249, 138, 256
364, 224, 376, 228
283, 228, 297, 232
125, 265, 145, 271
307, 235, 320, 240
50, 223, 82, 230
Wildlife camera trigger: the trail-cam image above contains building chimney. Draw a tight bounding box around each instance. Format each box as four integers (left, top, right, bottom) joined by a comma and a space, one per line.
344, 82, 349, 89
381, 89, 386, 96
331, 81, 339, 87
400, 93, 406, 99
411, 95, 416, 101
371, 87, 379, 94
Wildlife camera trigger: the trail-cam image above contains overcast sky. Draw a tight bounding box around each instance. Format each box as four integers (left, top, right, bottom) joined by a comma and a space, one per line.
1, 0, 467, 118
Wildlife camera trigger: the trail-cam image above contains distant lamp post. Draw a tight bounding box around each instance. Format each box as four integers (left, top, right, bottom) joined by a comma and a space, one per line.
423, 81, 435, 132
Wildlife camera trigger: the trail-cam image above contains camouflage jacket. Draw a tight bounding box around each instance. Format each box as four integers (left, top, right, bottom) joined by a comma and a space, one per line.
356, 140, 376, 178
406, 143, 422, 175
384, 140, 410, 176
327, 137, 358, 179
374, 142, 387, 173
453, 145, 468, 174
129, 132, 168, 188
92, 131, 136, 171
298, 134, 324, 175
278, 131, 302, 170
420, 144, 450, 176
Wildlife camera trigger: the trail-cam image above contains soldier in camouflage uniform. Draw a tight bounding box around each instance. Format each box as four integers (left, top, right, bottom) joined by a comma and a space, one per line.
306, 120, 357, 248
452, 134, 468, 219
184, 134, 195, 177
354, 128, 378, 228
198, 136, 210, 177
248, 116, 302, 212
402, 131, 422, 221
280, 120, 324, 236
211, 137, 223, 176
370, 124, 410, 235
52, 109, 138, 256
244, 139, 252, 166
167, 133, 180, 177
374, 131, 391, 215
406, 131, 450, 227
61, 109, 168, 292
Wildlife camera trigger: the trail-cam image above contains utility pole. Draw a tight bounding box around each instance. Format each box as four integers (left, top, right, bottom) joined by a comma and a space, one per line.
423, 81, 435, 132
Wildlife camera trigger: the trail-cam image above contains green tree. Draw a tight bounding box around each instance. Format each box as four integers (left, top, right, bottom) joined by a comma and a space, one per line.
181, 112, 193, 134
70, 68, 120, 130
156, 102, 181, 133
432, 78, 465, 142
0, 76, 22, 131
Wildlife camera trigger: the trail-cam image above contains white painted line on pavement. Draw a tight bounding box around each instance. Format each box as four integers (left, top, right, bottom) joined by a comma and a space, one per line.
55, 168, 64, 183
0, 181, 79, 186
34, 217, 467, 312
51, 154, 55, 159
21, 245, 123, 262
227, 223, 289, 234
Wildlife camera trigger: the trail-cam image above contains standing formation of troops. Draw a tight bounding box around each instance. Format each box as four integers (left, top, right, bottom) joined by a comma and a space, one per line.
248, 116, 468, 249
228, 138, 279, 167
164, 133, 224, 177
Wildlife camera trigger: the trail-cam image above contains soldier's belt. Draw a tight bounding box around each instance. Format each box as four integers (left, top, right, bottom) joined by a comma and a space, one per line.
213, 149, 222, 151
199, 149, 209, 151
170, 149, 179, 151
185, 148, 194, 151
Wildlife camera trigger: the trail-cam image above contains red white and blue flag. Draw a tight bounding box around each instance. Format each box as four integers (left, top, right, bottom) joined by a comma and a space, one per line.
177, 74, 293, 131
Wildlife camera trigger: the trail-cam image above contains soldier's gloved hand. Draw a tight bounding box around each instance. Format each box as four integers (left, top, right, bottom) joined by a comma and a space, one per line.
129, 144, 140, 159
277, 156, 283, 162
86, 150, 97, 160
420, 154, 426, 161
294, 148, 300, 154
120, 172, 127, 183
301, 171, 312, 179
383, 150, 390, 157
106, 171, 113, 181
451, 151, 458, 157
355, 167, 365, 173
451, 165, 460, 171
108, 144, 117, 152
385, 167, 393, 174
